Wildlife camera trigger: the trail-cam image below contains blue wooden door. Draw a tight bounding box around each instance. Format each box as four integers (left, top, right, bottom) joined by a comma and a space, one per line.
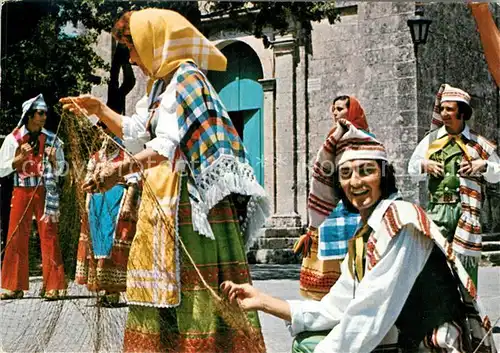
243, 108, 263, 184
208, 42, 264, 185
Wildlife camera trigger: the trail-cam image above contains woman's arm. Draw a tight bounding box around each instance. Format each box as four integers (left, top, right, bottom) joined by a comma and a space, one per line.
60, 94, 153, 156
82, 147, 167, 193
60, 95, 124, 138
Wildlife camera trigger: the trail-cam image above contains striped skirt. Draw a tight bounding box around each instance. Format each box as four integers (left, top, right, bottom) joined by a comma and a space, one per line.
123, 178, 265, 353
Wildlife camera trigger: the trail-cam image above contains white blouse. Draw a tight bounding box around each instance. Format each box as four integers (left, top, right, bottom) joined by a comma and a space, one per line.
121, 70, 180, 160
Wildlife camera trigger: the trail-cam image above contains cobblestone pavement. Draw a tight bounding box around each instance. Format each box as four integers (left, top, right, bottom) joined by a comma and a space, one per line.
0, 265, 498, 353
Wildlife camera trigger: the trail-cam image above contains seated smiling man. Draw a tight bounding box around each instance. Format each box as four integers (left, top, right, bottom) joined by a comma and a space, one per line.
222, 120, 496, 352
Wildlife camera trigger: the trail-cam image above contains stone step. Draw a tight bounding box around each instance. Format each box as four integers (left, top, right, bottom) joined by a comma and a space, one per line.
247, 248, 301, 265
481, 251, 500, 266
249, 264, 301, 280
483, 242, 500, 252
260, 227, 305, 238
482, 233, 500, 242
256, 237, 299, 250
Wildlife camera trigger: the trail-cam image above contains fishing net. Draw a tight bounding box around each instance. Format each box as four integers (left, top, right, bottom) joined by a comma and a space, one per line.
0, 105, 266, 353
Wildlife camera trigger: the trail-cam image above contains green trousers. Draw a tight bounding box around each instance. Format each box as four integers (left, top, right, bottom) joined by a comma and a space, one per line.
427, 202, 478, 286
291, 331, 330, 353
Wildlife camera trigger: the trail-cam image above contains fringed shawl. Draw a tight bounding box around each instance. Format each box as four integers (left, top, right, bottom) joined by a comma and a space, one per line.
175, 62, 269, 243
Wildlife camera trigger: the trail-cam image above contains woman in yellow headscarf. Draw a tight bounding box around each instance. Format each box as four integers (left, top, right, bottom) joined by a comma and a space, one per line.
61, 9, 268, 353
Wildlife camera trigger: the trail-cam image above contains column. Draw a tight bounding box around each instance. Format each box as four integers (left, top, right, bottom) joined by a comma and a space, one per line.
269, 34, 301, 228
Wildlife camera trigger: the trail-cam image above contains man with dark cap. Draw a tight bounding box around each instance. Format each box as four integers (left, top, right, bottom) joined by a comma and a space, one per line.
0, 94, 67, 300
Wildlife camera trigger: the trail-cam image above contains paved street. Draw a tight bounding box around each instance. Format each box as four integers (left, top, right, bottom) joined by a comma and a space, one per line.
0, 265, 498, 353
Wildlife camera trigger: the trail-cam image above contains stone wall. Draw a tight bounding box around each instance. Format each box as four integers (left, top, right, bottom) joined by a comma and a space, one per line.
416, 3, 500, 231
301, 2, 417, 225
89, 2, 500, 263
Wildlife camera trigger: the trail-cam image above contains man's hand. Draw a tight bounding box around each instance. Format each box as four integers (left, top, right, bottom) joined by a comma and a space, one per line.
18, 143, 33, 158
220, 281, 264, 311
421, 159, 444, 177
458, 159, 487, 176
12, 143, 33, 171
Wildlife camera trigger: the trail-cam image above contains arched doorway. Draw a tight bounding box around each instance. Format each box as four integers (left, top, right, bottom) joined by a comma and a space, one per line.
207, 41, 264, 185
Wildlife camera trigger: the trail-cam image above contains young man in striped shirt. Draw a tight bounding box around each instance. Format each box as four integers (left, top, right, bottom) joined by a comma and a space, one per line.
0, 94, 66, 300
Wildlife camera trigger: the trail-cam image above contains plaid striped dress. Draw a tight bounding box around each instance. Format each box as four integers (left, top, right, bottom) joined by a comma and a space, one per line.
122, 62, 267, 353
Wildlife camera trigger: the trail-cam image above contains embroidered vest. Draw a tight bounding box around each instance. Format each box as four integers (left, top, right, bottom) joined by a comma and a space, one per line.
12, 128, 46, 186
428, 139, 462, 203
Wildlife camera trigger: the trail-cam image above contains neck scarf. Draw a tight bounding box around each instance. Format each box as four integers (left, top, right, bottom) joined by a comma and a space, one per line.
426, 133, 472, 161
347, 222, 372, 281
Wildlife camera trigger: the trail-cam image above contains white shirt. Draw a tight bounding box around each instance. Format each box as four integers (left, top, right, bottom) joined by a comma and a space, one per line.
408, 125, 500, 183
0, 127, 65, 178
0, 133, 17, 178
121, 71, 180, 159
286, 199, 434, 352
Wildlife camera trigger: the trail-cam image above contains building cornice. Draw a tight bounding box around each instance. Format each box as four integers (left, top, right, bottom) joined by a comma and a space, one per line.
258, 78, 276, 92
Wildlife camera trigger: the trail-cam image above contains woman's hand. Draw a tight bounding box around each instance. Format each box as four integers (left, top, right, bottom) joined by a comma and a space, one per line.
220, 281, 263, 311
60, 95, 125, 138
83, 162, 123, 193
59, 94, 104, 118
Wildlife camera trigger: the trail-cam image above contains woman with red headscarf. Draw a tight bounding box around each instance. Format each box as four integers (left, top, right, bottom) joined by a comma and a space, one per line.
294, 96, 376, 300
330, 95, 369, 131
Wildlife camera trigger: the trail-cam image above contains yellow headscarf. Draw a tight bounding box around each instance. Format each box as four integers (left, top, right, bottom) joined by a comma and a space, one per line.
129, 9, 227, 90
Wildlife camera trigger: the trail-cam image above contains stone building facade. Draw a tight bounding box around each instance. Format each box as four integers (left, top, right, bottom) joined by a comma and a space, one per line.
102, 2, 500, 263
